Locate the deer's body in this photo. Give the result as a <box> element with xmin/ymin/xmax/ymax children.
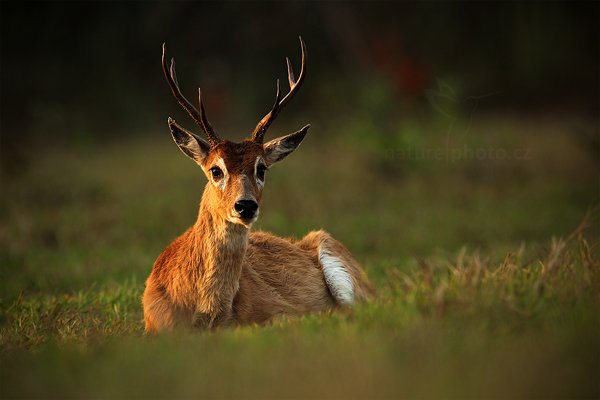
<box><xmin>143</xmin><ymin>38</ymin><xmax>372</xmax><ymax>333</ymax></box>
<box><xmin>143</xmin><ymin>216</ymin><xmax>370</xmax><ymax>332</ymax></box>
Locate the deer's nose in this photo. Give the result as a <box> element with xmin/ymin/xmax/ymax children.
<box><xmin>234</xmin><ymin>200</ymin><xmax>259</xmax><ymax>220</ymax></box>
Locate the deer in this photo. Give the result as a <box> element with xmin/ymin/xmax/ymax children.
<box><xmin>142</xmin><ymin>37</ymin><xmax>373</xmax><ymax>333</ymax></box>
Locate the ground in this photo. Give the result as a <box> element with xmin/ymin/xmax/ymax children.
<box><xmin>1</xmin><ymin>114</ymin><xmax>598</xmax><ymax>398</ymax></box>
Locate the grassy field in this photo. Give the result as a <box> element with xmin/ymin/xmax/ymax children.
<box><xmin>1</xmin><ymin>113</ymin><xmax>598</xmax><ymax>398</ymax></box>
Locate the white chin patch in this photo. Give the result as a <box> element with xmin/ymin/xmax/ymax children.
<box><xmin>319</xmin><ymin>248</ymin><xmax>354</xmax><ymax>305</ymax></box>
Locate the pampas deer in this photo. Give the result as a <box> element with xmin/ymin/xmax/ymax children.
<box><xmin>143</xmin><ymin>37</ymin><xmax>373</xmax><ymax>333</ymax></box>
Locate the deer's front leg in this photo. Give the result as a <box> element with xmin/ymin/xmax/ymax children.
<box><xmin>193</xmin><ymin>306</ymin><xmax>233</xmax><ymax>329</ymax></box>
<box><xmin>192</xmin><ymin>312</ymin><xmax>213</xmax><ymax>329</ymax></box>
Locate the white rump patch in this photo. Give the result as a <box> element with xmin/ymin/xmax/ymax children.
<box><xmin>319</xmin><ymin>248</ymin><xmax>354</xmax><ymax>305</ymax></box>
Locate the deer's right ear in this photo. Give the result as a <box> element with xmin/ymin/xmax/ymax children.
<box><xmin>168</xmin><ymin>118</ymin><xmax>210</xmax><ymax>165</ymax></box>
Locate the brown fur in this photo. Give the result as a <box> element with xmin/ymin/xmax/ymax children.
<box><xmin>145</xmin><ymin>40</ymin><xmax>373</xmax><ymax>332</ymax></box>
<box><xmin>142</xmin><ymin>140</ymin><xmax>373</xmax><ymax>333</ymax></box>
<box><xmin>142</xmin><ymin>180</ymin><xmax>374</xmax><ymax>332</ymax></box>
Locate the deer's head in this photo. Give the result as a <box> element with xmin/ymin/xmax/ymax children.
<box><xmin>162</xmin><ymin>38</ymin><xmax>309</xmax><ymax>227</ymax></box>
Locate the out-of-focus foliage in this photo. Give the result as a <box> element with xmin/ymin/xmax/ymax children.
<box><xmin>1</xmin><ymin>2</ymin><xmax>597</xmax><ymax>145</ymax></box>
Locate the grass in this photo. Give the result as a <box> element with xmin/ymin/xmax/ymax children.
<box><xmin>1</xmin><ymin>113</ymin><xmax>598</xmax><ymax>398</ymax></box>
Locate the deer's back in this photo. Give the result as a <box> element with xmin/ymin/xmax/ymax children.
<box><xmin>233</xmin><ymin>231</ymin><xmax>334</xmax><ymax>324</ymax></box>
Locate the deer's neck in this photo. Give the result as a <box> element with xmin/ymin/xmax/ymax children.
<box><xmin>191</xmin><ymin>188</ymin><xmax>249</xmax><ymax>319</ymax></box>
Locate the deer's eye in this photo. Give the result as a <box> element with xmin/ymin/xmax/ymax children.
<box><xmin>256</xmin><ymin>164</ymin><xmax>267</xmax><ymax>181</ymax></box>
<box><xmin>210</xmin><ymin>166</ymin><xmax>223</xmax><ymax>180</ymax></box>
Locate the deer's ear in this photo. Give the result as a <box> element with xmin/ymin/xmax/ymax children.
<box><xmin>263</xmin><ymin>125</ymin><xmax>310</xmax><ymax>165</ymax></box>
<box><xmin>168</xmin><ymin>118</ymin><xmax>210</xmax><ymax>165</ymax></box>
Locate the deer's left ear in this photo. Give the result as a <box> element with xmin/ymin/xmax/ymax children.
<box><xmin>168</xmin><ymin>117</ymin><xmax>210</xmax><ymax>165</ymax></box>
<box><xmin>264</xmin><ymin>125</ymin><xmax>310</xmax><ymax>165</ymax></box>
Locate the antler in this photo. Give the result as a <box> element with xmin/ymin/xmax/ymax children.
<box><xmin>162</xmin><ymin>43</ymin><xmax>222</xmax><ymax>147</ymax></box>
<box><xmin>252</xmin><ymin>36</ymin><xmax>307</xmax><ymax>143</ymax></box>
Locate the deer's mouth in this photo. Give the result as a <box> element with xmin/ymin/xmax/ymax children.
<box><xmin>230</xmin><ymin>212</ymin><xmax>259</xmax><ymax>227</ymax></box>
<box><xmin>230</xmin><ymin>204</ymin><xmax>260</xmax><ymax>226</ymax></box>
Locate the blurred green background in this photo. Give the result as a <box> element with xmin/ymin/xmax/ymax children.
<box><xmin>1</xmin><ymin>2</ymin><xmax>598</xmax><ymax>399</ymax></box>
<box><xmin>1</xmin><ymin>2</ymin><xmax>597</xmax><ymax>148</ymax></box>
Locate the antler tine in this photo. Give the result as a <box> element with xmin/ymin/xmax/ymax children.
<box><xmin>197</xmin><ymin>88</ymin><xmax>218</xmax><ymax>142</ymax></box>
<box><xmin>270</xmin><ymin>80</ymin><xmax>283</xmax><ymax>120</ymax></box>
<box><xmin>162</xmin><ymin>43</ymin><xmax>221</xmax><ymax>147</ymax></box>
<box><xmin>169</xmin><ymin>58</ymin><xmax>179</xmax><ymax>86</ymax></box>
<box><xmin>252</xmin><ymin>36</ymin><xmax>307</xmax><ymax>143</ymax></box>
<box><xmin>286</xmin><ymin>57</ymin><xmax>295</xmax><ymax>87</ymax></box>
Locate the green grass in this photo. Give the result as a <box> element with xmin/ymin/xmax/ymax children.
<box><xmin>1</xmin><ymin>114</ymin><xmax>598</xmax><ymax>398</ymax></box>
